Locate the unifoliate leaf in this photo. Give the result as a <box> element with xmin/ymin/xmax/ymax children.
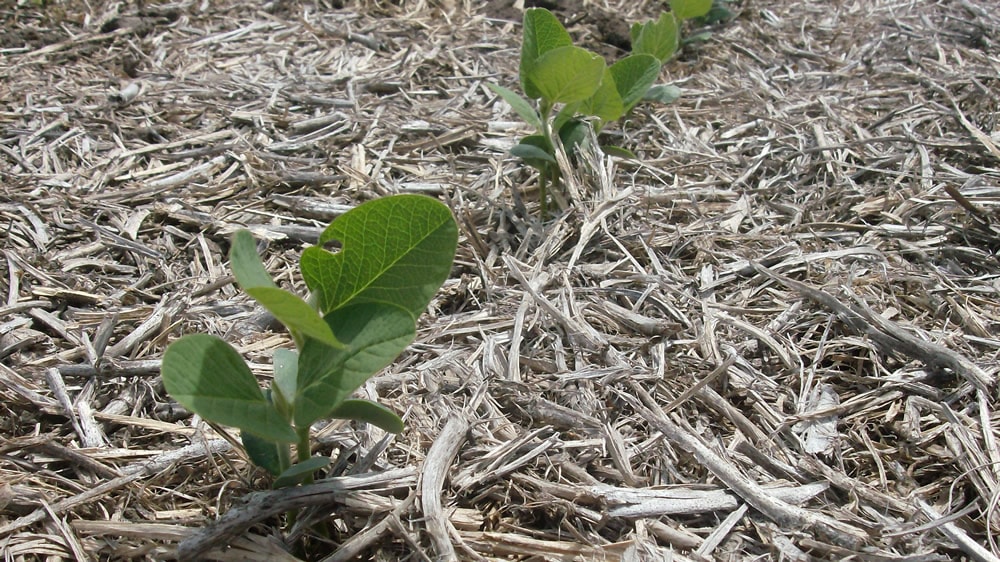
<box><xmin>579</xmin><ymin>70</ymin><xmax>625</xmax><ymax>125</ymax></box>
<box><xmin>558</xmin><ymin>118</ymin><xmax>590</xmax><ymax>156</ymax></box>
<box><xmin>511</xmin><ymin>135</ymin><xmax>556</xmax><ymax>172</ymax></box>
<box><xmin>273</xmin><ymin>456</ymin><xmax>331</xmax><ymax>488</ymax></box>
<box><xmin>527</xmin><ymin>46</ymin><xmax>605</xmax><ymax>105</ymax></box>
<box><xmin>486</xmin><ymin>83</ymin><xmax>542</xmax><ymax>130</ymax></box>
<box><xmin>300</xmin><ymin>194</ymin><xmax>457</xmax><ymax>318</ymax></box>
<box><xmin>520</xmin><ymin>8</ymin><xmax>574</xmax><ymax>99</ymax></box>
<box><xmin>631</xmin><ymin>13</ymin><xmax>679</xmax><ymax>63</ymax></box>
<box><xmin>602</xmin><ymin>145</ymin><xmax>639</xmax><ymax>159</ymax></box>
<box><xmin>230</xmin><ymin>230</ymin><xmax>278</xmax><ymax>290</ymax></box>
<box><xmin>293</xmin><ymin>302</ymin><xmax>415</xmax><ymax>428</ymax></box>
<box><xmin>162</xmin><ymin>334</ymin><xmax>297</xmax><ymax>443</ymax></box>
<box><xmin>240</xmin><ymin>388</ymin><xmax>285</xmax><ymax>476</ymax></box>
<box><xmin>643</xmin><ymin>84</ymin><xmax>682</xmax><ymax>104</ymax></box>
<box><xmin>244</xmin><ymin>288</ymin><xmax>343</xmax><ymax>348</ymax></box>
<box><xmin>230</xmin><ymin>230</ymin><xmax>342</xmax><ymax>349</ymax></box>
<box><xmin>670</xmin><ymin>0</ymin><xmax>713</xmax><ymax>21</ymax></box>
<box><xmin>512</xmin><ymin>140</ymin><xmax>556</xmax><ymax>163</ymax></box>
<box><xmin>697</xmin><ymin>0</ymin><xmax>734</xmax><ymax>25</ymax></box>
<box><xmin>683</xmin><ymin>31</ymin><xmax>713</xmax><ymax>45</ymax></box>
<box><xmin>241</xmin><ymin>430</ymin><xmax>283</xmax><ymax>476</ymax></box>
<box><xmin>330</xmin><ymin>399</ymin><xmax>404</xmax><ymax>434</ymax></box>
<box><xmin>609</xmin><ymin>54</ymin><xmax>662</xmax><ymax>113</ymax></box>
<box><xmin>272</xmin><ymin>348</ymin><xmax>298</xmax><ymax>412</ymax></box>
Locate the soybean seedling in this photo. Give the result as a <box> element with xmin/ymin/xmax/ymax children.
<box><xmin>161</xmin><ymin>194</ymin><xmax>457</xmax><ymax>489</ymax></box>
<box><xmin>488</xmin><ymin>0</ymin><xmax>712</xmax><ymax>217</ymax></box>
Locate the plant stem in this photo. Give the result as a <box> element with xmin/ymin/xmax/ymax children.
<box><xmin>538</xmin><ymin>170</ymin><xmax>548</xmax><ymax>219</ymax></box>
<box><xmin>277</xmin><ymin>443</ymin><xmax>291</xmax><ymax>475</ymax></box>
<box><xmin>538</xmin><ymin>101</ymin><xmax>553</xmax><ymax>218</ymax></box>
<box><xmin>296</xmin><ymin>426</ymin><xmax>312</xmax><ymax>461</ymax></box>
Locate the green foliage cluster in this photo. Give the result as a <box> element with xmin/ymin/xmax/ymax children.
<box><xmin>488</xmin><ymin>0</ymin><xmax>713</xmax><ymax>216</ymax></box>
<box><xmin>161</xmin><ymin>194</ymin><xmax>457</xmax><ymax>488</ymax></box>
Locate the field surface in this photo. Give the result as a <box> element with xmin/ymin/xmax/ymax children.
<box><xmin>2</xmin><ymin>0</ymin><xmax>1000</xmax><ymax>559</ymax></box>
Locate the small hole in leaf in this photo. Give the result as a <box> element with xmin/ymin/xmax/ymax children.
<box><xmin>321</xmin><ymin>239</ymin><xmax>343</xmax><ymax>253</ymax></box>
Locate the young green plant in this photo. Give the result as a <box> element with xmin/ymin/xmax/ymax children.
<box><xmin>161</xmin><ymin>194</ymin><xmax>457</xmax><ymax>488</ymax></box>
<box><xmin>487</xmin><ymin>0</ymin><xmax>712</xmax><ymax>216</ymax></box>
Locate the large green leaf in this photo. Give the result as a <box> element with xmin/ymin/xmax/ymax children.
<box><xmin>162</xmin><ymin>334</ymin><xmax>297</xmax><ymax>443</ymax></box>
<box><xmin>293</xmin><ymin>302</ymin><xmax>415</xmax><ymax>428</ymax></box>
<box><xmin>631</xmin><ymin>13</ymin><xmax>679</xmax><ymax>63</ymax></box>
<box><xmin>579</xmin><ymin>69</ymin><xmax>625</xmax><ymax>125</ymax></box>
<box><xmin>330</xmin><ymin>399</ymin><xmax>404</xmax><ymax>434</ymax></box>
<box><xmin>527</xmin><ymin>46</ymin><xmax>606</xmax><ymax>105</ymax></box>
<box><xmin>486</xmin><ymin>83</ymin><xmax>542</xmax><ymax>131</ymax></box>
<box><xmin>300</xmin><ymin>194</ymin><xmax>457</xmax><ymax>317</ymax></box>
<box><xmin>520</xmin><ymin>8</ymin><xmax>574</xmax><ymax>100</ymax></box>
<box><xmin>609</xmin><ymin>54</ymin><xmax>662</xmax><ymax>113</ymax></box>
<box><xmin>670</xmin><ymin>0</ymin><xmax>713</xmax><ymax>21</ymax></box>
<box><xmin>230</xmin><ymin>230</ymin><xmax>342</xmax><ymax>349</ymax></box>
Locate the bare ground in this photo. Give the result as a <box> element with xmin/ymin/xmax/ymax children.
<box><xmin>2</xmin><ymin>0</ymin><xmax>1000</xmax><ymax>560</ymax></box>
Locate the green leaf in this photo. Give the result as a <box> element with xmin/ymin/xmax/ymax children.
<box><xmin>579</xmin><ymin>70</ymin><xmax>625</xmax><ymax>125</ymax></box>
<box><xmin>520</xmin><ymin>8</ymin><xmax>574</xmax><ymax>99</ymax></box>
<box><xmin>241</xmin><ymin>430</ymin><xmax>283</xmax><ymax>476</ymax></box>
<box><xmin>558</xmin><ymin>119</ymin><xmax>590</xmax><ymax>156</ymax></box>
<box><xmin>240</xmin><ymin>388</ymin><xmax>286</xmax><ymax>476</ymax></box>
<box><xmin>511</xmin><ymin>139</ymin><xmax>556</xmax><ymax>163</ymax></box>
<box><xmin>527</xmin><ymin>46</ymin><xmax>606</xmax><ymax>105</ymax></box>
<box><xmin>162</xmin><ymin>334</ymin><xmax>297</xmax><ymax>443</ymax></box>
<box><xmin>631</xmin><ymin>13</ymin><xmax>679</xmax><ymax>63</ymax></box>
<box><xmin>643</xmin><ymin>84</ymin><xmax>682</xmax><ymax>104</ymax></box>
<box><xmin>609</xmin><ymin>54</ymin><xmax>662</xmax><ymax>113</ymax></box>
<box><xmin>511</xmin><ymin>135</ymin><xmax>556</xmax><ymax>172</ymax></box>
<box><xmin>552</xmin><ymin>102</ymin><xmax>581</xmax><ymax>134</ymax></box>
<box><xmin>698</xmin><ymin>1</ymin><xmax>734</xmax><ymax>25</ymax></box>
<box><xmin>230</xmin><ymin>230</ymin><xmax>342</xmax><ymax>349</ymax></box>
<box><xmin>330</xmin><ymin>399</ymin><xmax>404</xmax><ymax>434</ymax></box>
<box><xmin>273</xmin><ymin>456</ymin><xmax>331</xmax><ymax>488</ymax></box>
<box><xmin>245</xmin><ymin>288</ymin><xmax>343</xmax><ymax>348</ymax></box>
<box><xmin>294</xmin><ymin>302</ymin><xmax>416</xmax><ymax>428</ymax></box>
<box><xmin>670</xmin><ymin>0</ymin><xmax>713</xmax><ymax>21</ymax></box>
<box><xmin>229</xmin><ymin>230</ymin><xmax>279</xmax><ymax>290</ymax></box>
<box><xmin>683</xmin><ymin>31</ymin><xmax>714</xmax><ymax>45</ymax></box>
<box><xmin>300</xmin><ymin>194</ymin><xmax>457</xmax><ymax>318</ymax></box>
<box><xmin>486</xmin><ymin>83</ymin><xmax>542</xmax><ymax>131</ymax></box>
<box><xmin>602</xmin><ymin>145</ymin><xmax>639</xmax><ymax>159</ymax></box>
<box><xmin>272</xmin><ymin>348</ymin><xmax>298</xmax><ymax>412</ymax></box>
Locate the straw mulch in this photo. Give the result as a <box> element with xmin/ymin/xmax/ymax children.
<box><xmin>2</xmin><ymin>0</ymin><xmax>1000</xmax><ymax>559</ymax></box>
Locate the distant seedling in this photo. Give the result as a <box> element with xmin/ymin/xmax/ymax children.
<box><xmin>161</xmin><ymin>194</ymin><xmax>457</xmax><ymax>489</ymax></box>
<box><xmin>488</xmin><ymin>0</ymin><xmax>712</xmax><ymax>217</ymax></box>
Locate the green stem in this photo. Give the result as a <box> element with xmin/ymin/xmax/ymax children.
<box><xmin>277</xmin><ymin>443</ymin><xmax>291</xmax><ymax>475</ymax></box>
<box><xmin>296</xmin><ymin>426</ymin><xmax>314</xmax><ymax>484</ymax></box>
<box><xmin>279</xmin><ymin>427</ymin><xmax>313</xmax><ymax>529</ymax></box>
<box><xmin>281</xmin><ymin>437</ymin><xmax>299</xmax><ymax>528</ymax></box>
<box><xmin>296</xmin><ymin>427</ymin><xmax>311</xmax><ymax>462</ymax></box>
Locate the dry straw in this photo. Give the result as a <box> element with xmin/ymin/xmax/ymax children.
<box><xmin>2</xmin><ymin>0</ymin><xmax>999</xmax><ymax>559</ymax></box>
